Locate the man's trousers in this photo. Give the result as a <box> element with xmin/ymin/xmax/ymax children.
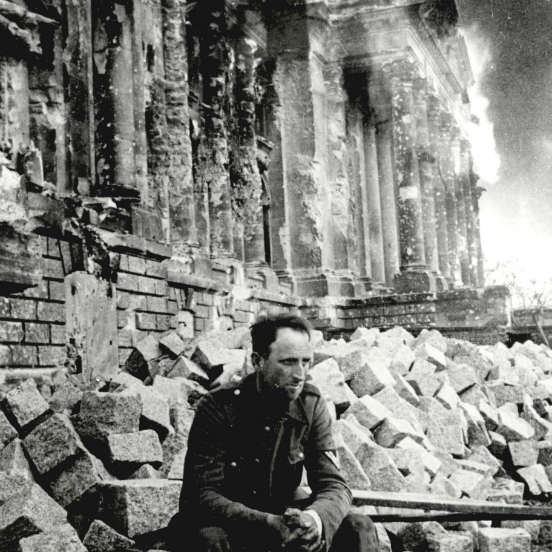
<box><xmin>169</xmin><ymin>513</ymin><xmax>380</xmax><ymax>552</ymax></box>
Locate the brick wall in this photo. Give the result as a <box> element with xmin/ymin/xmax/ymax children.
<box><xmin>0</xmin><ymin>234</ymin><xmax>511</xmax><ymax>382</ymax></box>
<box><xmin>0</xmin><ymin>236</ymin><xmax>66</xmax><ymax>384</ymax></box>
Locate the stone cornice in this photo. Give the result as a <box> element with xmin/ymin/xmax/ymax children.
<box><xmin>333</xmin><ymin>3</ymin><xmax>466</xmax><ymax>104</ymax></box>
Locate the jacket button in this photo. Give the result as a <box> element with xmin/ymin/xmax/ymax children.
<box><xmin>234</xmin><ymin>389</ymin><xmax>241</xmax><ymax>396</ymax></box>
<box><xmin>252</xmin><ymin>489</ymin><xmax>257</xmax><ymax>495</ymax></box>
<box><xmin>230</xmin><ymin>461</ymin><xmax>237</xmax><ymax>467</ymax></box>
<box><xmin>254</xmin><ymin>458</ymin><xmax>260</xmax><ymax>463</ymax></box>
<box><xmin>298</xmin><ymin>452</ymin><xmax>304</xmax><ymax>459</ymax></box>
<box><xmin>264</xmin><ymin>425</ymin><xmax>270</xmax><ymax>432</ymax></box>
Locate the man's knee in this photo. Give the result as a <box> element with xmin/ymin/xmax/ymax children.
<box><xmin>342</xmin><ymin>512</ymin><xmax>377</xmax><ymax>535</ymax></box>
<box><xmin>197</xmin><ymin>526</ymin><xmax>232</xmax><ymax>552</ymax></box>
<box><xmin>331</xmin><ymin>513</ymin><xmax>379</xmax><ymax>552</ymax></box>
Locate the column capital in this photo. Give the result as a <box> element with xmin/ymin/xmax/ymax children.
<box><xmin>381</xmin><ymin>57</ymin><xmax>421</xmax><ymax>84</ymax></box>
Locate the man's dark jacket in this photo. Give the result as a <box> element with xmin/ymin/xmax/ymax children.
<box><xmin>175</xmin><ymin>372</ymin><xmax>352</xmax><ymax>549</ymax></box>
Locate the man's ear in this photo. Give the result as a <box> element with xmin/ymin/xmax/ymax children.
<box><xmin>251</xmin><ymin>351</ymin><xmax>264</xmax><ymax>370</ymax></box>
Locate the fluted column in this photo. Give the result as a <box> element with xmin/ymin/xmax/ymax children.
<box><xmin>472</xmin><ymin>176</ymin><xmax>485</xmax><ymax>286</ymax></box>
<box><xmin>439</xmin><ymin>112</ymin><xmax>461</xmax><ymax>285</ymax></box>
<box><xmin>94</xmin><ymin>1</ymin><xmax>136</xmax><ymax>194</ymax></box>
<box><xmin>363</xmin><ymin>116</ymin><xmax>386</xmax><ymax>283</ymax></box>
<box><xmin>162</xmin><ymin>0</ymin><xmax>197</xmax><ymax>248</ymax></box>
<box><xmin>383</xmin><ymin>59</ymin><xmax>436</xmax><ymax>293</ymax></box>
<box><xmin>412</xmin><ymin>78</ymin><xmax>439</xmax><ymax>274</ymax></box>
<box><xmin>386</xmin><ymin>60</ymin><xmax>426</xmax><ymax>269</ymax></box>
<box><xmin>231</xmin><ymin>35</ymin><xmax>264</xmax><ymax>265</ymax></box>
<box><xmin>456</xmin><ymin>135</ymin><xmax>471</xmax><ymax>286</ymax></box>
<box><xmin>370</xmin><ymin>72</ymin><xmax>400</xmax><ymax>285</ymax></box>
<box><xmin>197</xmin><ymin>1</ymin><xmax>233</xmax><ymax>257</ymax></box>
<box><xmin>462</xmin><ymin>142</ymin><xmax>478</xmax><ymax>286</ymax></box>
<box><xmin>428</xmin><ymin>94</ymin><xmax>450</xmax><ymax>281</ymax></box>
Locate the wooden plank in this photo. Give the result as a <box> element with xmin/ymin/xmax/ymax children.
<box><xmin>352</xmin><ymin>490</ymin><xmax>552</xmax><ymax>520</ymax></box>
<box><xmin>371</xmin><ymin>512</ymin><xmax>552</xmax><ymax>522</ymax></box>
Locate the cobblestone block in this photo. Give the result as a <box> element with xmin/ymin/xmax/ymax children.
<box><xmin>98</xmin><ymin>479</ymin><xmax>182</xmax><ymax>537</ymax></box>
<box><xmin>83</xmin><ymin>519</ymin><xmax>137</xmax><ymax>552</ymax></box>
<box><xmin>0</xmin><ymin>410</ymin><xmax>17</xmax><ymax>447</ymax></box>
<box><xmin>23</xmin><ymin>413</ymin><xmax>84</xmax><ymax>474</ymax></box>
<box><xmin>77</xmin><ymin>391</ymin><xmax>141</xmax><ymax>445</ymax></box>
<box><xmin>478</xmin><ymin>527</ymin><xmax>530</xmax><ymax>552</ymax></box>
<box><xmin>3</xmin><ymin>378</ymin><xmax>50</xmax><ymax>431</ymax></box>
<box><xmin>0</xmin><ymin>480</ymin><xmax>67</xmax><ymax>549</ymax></box>
<box><xmin>107</xmin><ymin>430</ymin><xmax>163</xmax><ymax>468</ymax></box>
<box><xmin>0</xmin><ymin>438</ymin><xmax>32</xmax><ymax>478</ymax></box>
<box><xmin>49</xmin><ymin>450</ymin><xmax>110</xmax><ymax>508</ymax></box>
<box><xmin>19</xmin><ymin>523</ymin><xmax>86</xmax><ymax>552</ymax></box>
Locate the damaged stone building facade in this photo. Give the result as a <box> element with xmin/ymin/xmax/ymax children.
<box><xmin>0</xmin><ymin>0</ymin><xmax>509</xmax><ymax>382</ymax></box>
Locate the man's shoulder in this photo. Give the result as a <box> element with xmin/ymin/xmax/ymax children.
<box><xmin>302</xmin><ymin>381</ymin><xmax>322</xmax><ymax>398</ymax></box>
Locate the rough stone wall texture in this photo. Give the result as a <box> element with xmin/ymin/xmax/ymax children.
<box><xmin>0</xmin><ymin>0</ymin><xmax>509</xmax><ymax>381</ymax></box>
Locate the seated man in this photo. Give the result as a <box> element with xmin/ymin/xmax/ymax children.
<box><xmin>168</xmin><ymin>314</ymin><xmax>379</xmax><ymax>552</ymax></box>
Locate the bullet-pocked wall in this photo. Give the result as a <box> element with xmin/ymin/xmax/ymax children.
<box><xmin>0</xmin><ymin>0</ymin><xmax>507</xmax><ymax>383</ymax></box>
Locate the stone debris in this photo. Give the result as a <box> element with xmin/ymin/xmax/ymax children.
<box><xmin>22</xmin><ymin>413</ymin><xmax>85</xmax><ymax>474</ymax></box>
<box><xmin>107</xmin><ymin>430</ymin><xmax>163</xmax><ymax>469</ymax></box>
<box><xmin>2</xmin><ymin>379</ymin><xmax>50</xmax><ymax>431</ymax></box>
<box><xmin>0</xmin><ymin>438</ymin><xmax>32</xmax><ymax>477</ymax></box>
<box><xmin>0</xmin><ymin>480</ymin><xmax>67</xmax><ymax>549</ymax></box>
<box><xmin>98</xmin><ymin>479</ymin><xmax>182</xmax><ymax>538</ymax></box>
<box><xmin>83</xmin><ymin>519</ymin><xmax>137</xmax><ymax>552</ymax></box>
<box><xmin>478</xmin><ymin>527</ymin><xmax>531</xmax><ymax>552</ymax></box>
<box><xmin>48</xmin><ymin>449</ymin><xmax>110</xmax><ymax>508</ymax></box>
<box><xmin>18</xmin><ymin>523</ymin><xmax>86</xmax><ymax>552</ymax></box>
<box><xmin>1</xmin><ymin>325</ymin><xmax>552</xmax><ymax>550</ymax></box>
<box><xmin>0</xmin><ymin>410</ymin><xmax>18</xmax><ymax>447</ymax></box>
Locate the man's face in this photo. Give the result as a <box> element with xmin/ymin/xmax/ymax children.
<box><xmin>256</xmin><ymin>327</ymin><xmax>313</xmax><ymax>401</ymax></box>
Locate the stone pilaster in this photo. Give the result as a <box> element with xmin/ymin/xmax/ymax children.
<box><xmin>427</xmin><ymin>94</ymin><xmax>450</xmax><ymax>282</ymax></box>
<box><xmin>266</xmin><ymin>2</ymin><xmax>350</xmax><ymax>296</ymax></box>
<box><xmin>385</xmin><ymin>59</ymin><xmax>435</xmax><ymax>293</ymax></box>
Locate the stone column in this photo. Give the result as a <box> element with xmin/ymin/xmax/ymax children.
<box><xmin>231</xmin><ymin>35</ymin><xmax>264</xmax><ymax>265</ymax></box>
<box><xmin>385</xmin><ymin>59</ymin><xmax>435</xmax><ymax>293</ymax></box>
<box><xmin>462</xmin><ymin>143</ymin><xmax>478</xmax><ymax>286</ymax></box>
<box><xmin>472</xmin><ymin>176</ymin><xmax>485</xmax><ymax>286</ymax></box>
<box><xmin>363</xmin><ymin>117</ymin><xmax>386</xmax><ymax>283</ymax></box>
<box><xmin>370</xmin><ymin>72</ymin><xmax>400</xmax><ymax>286</ymax></box>
<box><xmin>439</xmin><ymin>112</ymin><xmax>461</xmax><ymax>286</ymax></box>
<box><xmin>197</xmin><ymin>0</ymin><xmax>233</xmax><ymax>257</ymax></box>
<box><xmin>94</xmin><ymin>1</ymin><xmax>136</xmax><ymax>195</ymax></box>
<box><xmin>456</xmin><ymin>135</ymin><xmax>471</xmax><ymax>286</ymax></box>
<box><xmin>412</xmin><ymin>78</ymin><xmax>439</xmax><ymax>275</ymax></box>
<box><xmin>427</xmin><ymin>94</ymin><xmax>450</xmax><ymax>282</ymax></box>
<box><xmin>162</xmin><ymin>0</ymin><xmax>197</xmax><ymax>249</ymax></box>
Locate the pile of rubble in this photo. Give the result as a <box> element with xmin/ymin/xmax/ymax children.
<box><xmin>311</xmin><ymin>326</ymin><xmax>552</xmax><ymax>551</ymax></box>
<box><xmin>1</xmin><ymin>324</ymin><xmax>552</xmax><ymax>551</ymax></box>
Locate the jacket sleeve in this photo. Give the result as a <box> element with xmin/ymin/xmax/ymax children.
<box><xmin>182</xmin><ymin>393</ymin><xmax>271</xmax><ymax>531</ymax></box>
<box><xmin>304</xmin><ymin>396</ymin><xmax>352</xmax><ymax>549</ymax></box>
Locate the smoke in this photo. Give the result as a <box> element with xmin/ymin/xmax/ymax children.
<box><xmin>462</xmin><ymin>24</ymin><xmax>500</xmax><ymax>185</ymax></box>
<box><xmin>457</xmin><ymin>1</ymin><xmax>552</xmax><ymax>289</ymax></box>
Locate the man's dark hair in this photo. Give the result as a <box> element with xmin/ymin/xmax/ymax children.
<box><xmin>251</xmin><ymin>313</ymin><xmax>312</xmax><ymax>358</ymax></box>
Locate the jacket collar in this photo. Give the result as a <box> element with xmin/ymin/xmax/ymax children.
<box><xmin>239</xmin><ymin>373</ymin><xmax>308</xmax><ymax>426</ymax></box>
